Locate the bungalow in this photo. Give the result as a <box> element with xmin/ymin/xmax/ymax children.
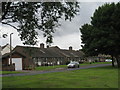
<box><xmin>60</xmin><ymin>46</ymin><xmax>85</xmax><ymax>64</ymax></box>
<box><xmin>2</xmin><ymin>50</ymin><xmax>35</xmax><ymax>71</ymax></box>
<box><xmin>2</xmin><ymin>43</ymin><xmax>84</xmax><ymax>71</ymax></box>
<box><xmin>1</xmin><ymin>44</ymin><xmax>14</xmax><ymax>71</ymax></box>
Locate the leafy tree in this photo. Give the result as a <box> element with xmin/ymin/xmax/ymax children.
<box><xmin>80</xmin><ymin>2</ymin><xmax>120</xmax><ymax>67</ymax></box>
<box><xmin>2</xmin><ymin>2</ymin><xmax>80</xmax><ymax>45</ymax></box>
<box><xmin>80</xmin><ymin>24</ymin><xmax>98</xmax><ymax>56</ymax></box>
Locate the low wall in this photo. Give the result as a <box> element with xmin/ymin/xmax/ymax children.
<box><xmin>2</xmin><ymin>64</ymin><xmax>15</xmax><ymax>71</ymax></box>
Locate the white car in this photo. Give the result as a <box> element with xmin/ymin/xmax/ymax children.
<box><xmin>67</xmin><ymin>62</ymin><xmax>80</xmax><ymax>68</ymax></box>
<box><xmin>105</xmin><ymin>59</ymin><xmax>112</xmax><ymax>62</ymax></box>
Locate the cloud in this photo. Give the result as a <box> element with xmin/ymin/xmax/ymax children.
<box><xmin>1</xmin><ymin>2</ymin><xmax>118</xmax><ymax>50</ymax></box>
<box><xmin>53</xmin><ymin>2</ymin><xmax>104</xmax><ymax>37</ymax></box>
<box><xmin>1</xmin><ymin>25</ymin><xmax>23</xmax><ymax>47</ymax></box>
<box><xmin>52</xmin><ymin>32</ymin><xmax>82</xmax><ymax>50</ymax></box>
<box><xmin>50</xmin><ymin>2</ymin><xmax>105</xmax><ymax>50</ymax></box>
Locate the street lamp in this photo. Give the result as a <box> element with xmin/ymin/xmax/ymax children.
<box><xmin>10</xmin><ymin>33</ymin><xmax>13</xmax><ymax>65</ymax></box>
<box><xmin>3</xmin><ymin>33</ymin><xmax>13</xmax><ymax>65</ymax></box>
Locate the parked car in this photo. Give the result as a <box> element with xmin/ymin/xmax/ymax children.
<box><xmin>105</xmin><ymin>59</ymin><xmax>112</xmax><ymax>62</ymax></box>
<box><xmin>67</xmin><ymin>61</ymin><xmax>80</xmax><ymax>68</ymax></box>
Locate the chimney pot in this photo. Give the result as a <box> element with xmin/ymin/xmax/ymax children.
<box><xmin>40</xmin><ymin>43</ymin><xmax>44</xmax><ymax>48</ymax></box>
<box><xmin>69</xmin><ymin>46</ymin><xmax>72</xmax><ymax>50</ymax></box>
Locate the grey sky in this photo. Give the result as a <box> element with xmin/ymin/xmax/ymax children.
<box><xmin>0</xmin><ymin>2</ymin><xmax>119</xmax><ymax>50</ymax></box>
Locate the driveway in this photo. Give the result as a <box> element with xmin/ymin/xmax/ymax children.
<box><xmin>1</xmin><ymin>63</ymin><xmax>111</xmax><ymax>77</ymax></box>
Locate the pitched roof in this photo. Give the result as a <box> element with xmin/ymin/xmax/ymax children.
<box><xmin>2</xmin><ymin>50</ymin><xmax>26</xmax><ymax>59</ymax></box>
<box><xmin>5</xmin><ymin>45</ymin><xmax>84</xmax><ymax>59</ymax></box>
<box><xmin>60</xmin><ymin>49</ymin><xmax>84</xmax><ymax>58</ymax></box>
<box><xmin>13</xmin><ymin>46</ymin><xmax>65</xmax><ymax>58</ymax></box>
<box><xmin>2</xmin><ymin>44</ymin><xmax>9</xmax><ymax>49</ymax></box>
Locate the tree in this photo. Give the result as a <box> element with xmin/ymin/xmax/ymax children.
<box><xmin>80</xmin><ymin>2</ymin><xmax>120</xmax><ymax>67</ymax></box>
<box><xmin>2</xmin><ymin>2</ymin><xmax>80</xmax><ymax>45</ymax></box>
<box><xmin>80</xmin><ymin>24</ymin><xmax>98</xmax><ymax>56</ymax></box>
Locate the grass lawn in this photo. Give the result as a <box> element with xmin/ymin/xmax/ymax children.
<box><xmin>2</xmin><ymin>66</ymin><xmax>118</xmax><ymax>88</ymax></box>
<box><xmin>81</xmin><ymin>61</ymin><xmax>111</xmax><ymax>65</ymax></box>
<box><xmin>35</xmin><ymin>62</ymin><xmax>112</xmax><ymax>71</ymax></box>
<box><xmin>35</xmin><ymin>65</ymin><xmax>67</xmax><ymax>71</ymax></box>
<box><xmin>0</xmin><ymin>62</ymin><xmax>112</xmax><ymax>75</ymax></box>
<box><xmin>0</xmin><ymin>71</ymin><xmax>26</xmax><ymax>75</ymax></box>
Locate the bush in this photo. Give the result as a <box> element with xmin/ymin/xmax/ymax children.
<box><xmin>66</xmin><ymin>61</ymin><xmax>70</xmax><ymax>65</ymax></box>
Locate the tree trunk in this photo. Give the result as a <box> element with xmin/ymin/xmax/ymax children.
<box><xmin>115</xmin><ymin>56</ymin><xmax>120</xmax><ymax>68</ymax></box>
<box><xmin>111</xmin><ymin>55</ymin><xmax>115</xmax><ymax>67</ymax></box>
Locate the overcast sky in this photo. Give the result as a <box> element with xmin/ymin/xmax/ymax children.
<box><xmin>0</xmin><ymin>2</ymin><xmax>119</xmax><ymax>50</ymax></box>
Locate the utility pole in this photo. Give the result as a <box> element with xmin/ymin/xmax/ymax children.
<box><xmin>10</xmin><ymin>33</ymin><xmax>13</xmax><ymax>65</ymax></box>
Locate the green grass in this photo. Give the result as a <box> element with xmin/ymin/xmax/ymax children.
<box><xmin>80</xmin><ymin>61</ymin><xmax>112</xmax><ymax>65</ymax></box>
<box><xmin>35</xmin><ymin>62</ymin><xmax>112</xmax><ymax>71</ymax></box>
<box><xmin>2</xmin><ymin>66</ymin><xmax>118</xmax><ymax>88</ymax></box>
<box><xmin>82</xmin><ymin>61</ymin><xmax>112</xmax><ymax>65</ymax></box>
<box><xmin>35</xmin><ymin>65</ymin><xmax>67</xmax><ymax>71</ymax></box>
<box><xmin>0</xmin><ymin>71</ymin><xmax>25</xmax><ymax>75</ymax></box>
<box><xmin>0</xmin><ymin>62</ymin><xmax>111</xmax><ymax>75</ymax></box>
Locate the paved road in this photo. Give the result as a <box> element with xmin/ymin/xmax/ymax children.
<box><xmin>1</xmin><ymin>64</ymin><xmax>111</xmax><ymax>77</ymax></box>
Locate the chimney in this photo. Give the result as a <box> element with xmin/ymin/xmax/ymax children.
<box><xmin>40</xmin><ymin>43</ymin><xmax>44</xmax><ymax>48</ymax></box>
<box><xmin>69</xmin><ymin>46</ymin><xmax>72</xmax><ymax>51</ymax></box>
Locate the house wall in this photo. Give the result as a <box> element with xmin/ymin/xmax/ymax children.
<box><xmin>23</xmin><ymin>57</ymin><xmax>35</xmax><ymax>70</ymax></box>
<box><xmin>32</xmin><ymin>56</ymin><xmax>83</xmax><ymax>67</ymax></box>
<box><xmin>1</xmin><ymin>45</ymin><xmax>13</xmax><ymax>55</ymax></box>
<box><xmin>2</xmin><ymin>64</ymin><xmax>15</xmax><ymax>71</ymax></box>
<box><xmin>2</xmin><ymin>53</ymin><xmax>23</xmax><ymax>70</ymax></box>
<box><xmin>33</xmin><ymin>57</ymin><xmax>66</xmax><ymax>66</ymax></box>
<box><xmin>65</xmin><ymin>57</ymin><xmax>84</xmax><ymax>64</ymax></box>
<box><xmin>2</xmin><ymin>58</ymin><xmax>9</xmax><ymax>66</ymax></box>
<box><xmin>2</xmin><ymin>54</ymin><xmax>35</xmax><ymax>70</ymax></box>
